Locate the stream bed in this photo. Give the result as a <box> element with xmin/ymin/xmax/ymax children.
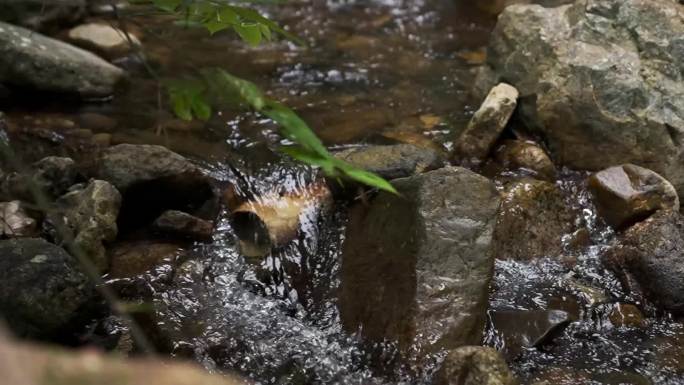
<box><xmin>1</xmin><ymin>0</ymin><xmax>684</xmax><ymax>384</ymax></box>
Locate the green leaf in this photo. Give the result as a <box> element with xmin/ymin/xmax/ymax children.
<box><xmin>191</xmin><ymin>96</ymin><xmax>212</xmax><ymax>121</ymax></box>
<box><xmin>217</xmin><ymin>7</ymin><xmax>239</xmax><ymax>24</ymax></box>
<box><xmin>233</xmin><ymin>22</ymin><xmax>262</xmax><ymax>46</ymax></box>
<box><xmin>231</xmin><ymin>6</ymin><xmax>304</xmax><ymax>45</ymax></box>
<box><xmin>203</xmin><ymin>6</ymin><xmax>240</xmax><ymax>35</ymax></box>
<box><xmin>166</xmin><ymin>69</ymin><xmax>397</xmax><ymax>194</ymax></box>
<box><xmin>202</xmin><ymin>68</ymin><xmax>266</xmax><ymax>110</ymax></box>
<box><xmin>280</xmin><ymin>146</ymin><xmax>336</xmax><ymax>175</ymax></box>
<box><xmin>205</xmin><ymin>19</ymin><xmax>231</xmax><ymax>35</ymax></box>
<box><xmin>152</xmin><ymin>0</ymin><xmax>182</xmax><ymax>12</ymax></box>
<box><xmin>262</xmin><ymin>101</ymin><xmax>328</xmax><ymax>156</ymax></box>
<box><xmin>259</xmin><ymin>24</ymin><xmax>272</xmax><ymax>41</ymax></box>
<box><xmin>336</xmin><ymin>161</ymin><xmax>398</xmax><ymax>194</ymax></box>
<box><xmin>165</xmin><ymin>79</ymin><xmax>210</xmax><ymax>121</ymax></box>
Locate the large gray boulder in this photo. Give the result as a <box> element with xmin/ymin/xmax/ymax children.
<box><xmin>340</xmin><ymin>167</ymin><xmax>500</xmax><ymax>361</ymax></box>
<box><xmin>0</xmin><ymin>238</ymin><xmax>95</xmax><ymax>337</ymax></box>
<box><xmin>485</xmin><ymin>0</ymin><xmax>684</xmax><ymax>195</ymax></box>
<box><xmin>0</xmin><ymin>0</ymin><xmax>86</xmax><ymax>31</ymax></box>
<box><xmin>0</xmin><ymin>21</ymin><xmax>123</xmax><ymax>98</ymax></box>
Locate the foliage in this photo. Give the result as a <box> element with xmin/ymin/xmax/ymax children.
<box><xmin>168</xmin><ymin>69</ymin><xmax>397</xmax><ymax>194</ymax></box>
<box><xmin>135</xmin><ymin>0</ymin><xmax>397</xmax><ymax>193</ymax></box>
<box><xmin>131</xmin><ymin>0</ymin><xmax>303</xmax><ymax>45</ymax></box>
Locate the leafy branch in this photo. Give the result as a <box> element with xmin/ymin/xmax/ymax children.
<box><xmin>167</xmin><ymin>69</ymin><xmax>397</xmax><ymax>194</ymax></box>
<box><xmin>131</xmin><ymin>0</ymin><xmax>304</xmax><ymax>45</ymax></box>
<box><xmin>132</xmin><ymin>0</ymin><xmax>397</xmax><ymax>193</ymax></box>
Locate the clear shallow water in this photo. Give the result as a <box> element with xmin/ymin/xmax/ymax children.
<box><xmin>3</xmin><ymin>0</ymin><xmax>684</xmax><ymax>383</ymax></box>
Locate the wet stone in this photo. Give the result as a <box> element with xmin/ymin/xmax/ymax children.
<box><xmin>153</xmin><ymin>210</ymin><xmax>213</xmax><ymax>241</ymax></box>
<box><xmin>333</xmin><ymin>143</ymin><xmax>445</xmax><ymax>180</ymax></box>
<box><xmin>608</xmin><ymin>303</ymin><xmax>645</xmax><ymax>328</ymax></box>
<box><xmin>434</xmin><ymin>346</ymin><xmax>518</xmax><ymax>385</ymax></box>
<box><xmin>0</xmin><ymin>21</ymin><xmax>124</xmax><ymax>97</ymax></box>
<box><xmin>489</xmin><ymin>309</ymin><xmax>573</xmax><ymax>359</ymax></box>
<box><xmin>55</xmin><ymin>180</ymin><xmax>121</xmax><ymax>273</ymax></box>
<box><xmin>494</xmin><ymin>179</ymin><xmax>574</xmax><ymax>261</ymax></box>
<box><xmin>454</xmin><ymin>83</ymin><xmax>519</xmax><ymax>163</ymax></box>
<box><xmin>588</xmin><ymin>164</ymin><xmax>679</xmax><ymax>229</ymax></box>
<box><xmin>95</xmin><ymin>144</ymin><xmax>215</xmax><ymax>231</ymax></box>
<box><xmin>493</xmin><ymin>139</ymin><xmax>556</xmax><ymax>181</ymax></box>
<box><xmin>1</xmin><ymin>156</ymin><xmax>79</xmax><ymax>202</ymax></box>
<box><xmin>375</xmin><ymin>130</ymin><xmax>447</xmax><ymax>155</ymax></box>
<box><xmin>603</xmin><ymin>210</ymin><xmax>684</xmax><ymax>315</ymax></box>
<box><xmin>68</xmin><ymin>23</ymin><xmax>140</xmax><ymax>59</ymax></box>
<box><xmin>0</xmin><ymin>238</ymin><xmax>95</xmax><ymax>337</ymax></box>
<box><xmin>340</xmin><ymin>166</ymin><xmax>500</xmax><ymax>362</ymax></box>
<box><xmin>108</xmin><ymin>241</ymin><xmax>183</xmax><ymax>279</ymax></box>
<box><xmin>0</xmin><ymin>201</ymin><xmax>38</xmax><ymax>238</ymax></box>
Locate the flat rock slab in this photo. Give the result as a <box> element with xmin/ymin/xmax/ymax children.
<box><xmin>490</xmin><ymin>309</ymin><xmax>572</xmax><ymax>359</ymax></box>
<box><xmin>340</xmin><ymin>167</ymin><xmax>500</xmax><ymax>362</ymax></box>
<box><xmin>334</xmin><ymin>143</ymin><xmax>445</xmax><ymax>180</ymax></box>
<box><xmin>0</xmin><ymin>21</ymin><xmax>123</xmax><ymax>97</ymax></box>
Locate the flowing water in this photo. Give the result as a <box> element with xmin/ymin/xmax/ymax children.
<box><xmin>3</xmin><ymin>0</ymin><xmax>684</xmax><ymax>384</ymax></box>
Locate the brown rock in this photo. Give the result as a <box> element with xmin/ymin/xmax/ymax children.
<box><xmin>57</xmin><ymin>180</ymin><xmax>121</xmax><ymax>272</ymax></box>
<box><xmin>454</xmin><ymin>83</ymin><xmax>518</xmax><ymax>163</ymax></box>
<box><xmin>0</xmin><ymin>329</ymin><xmax>248</xmax><ymax>385</ymax></box>
<box><xmin>0</xmin><ymin>201</ymin><xmax>37</xmax><ymax>237</ymax></box>
<box><xmin>109</xmin><ymin>241</ymin><xmax>184</xmax><ymax>278</ymax></box>
<box><xmin>494</xmin><ymin>179</ymin><xmax>574</xmax><ymax>260</ymax></box>
<box><xmin>434</xmin><ymin>346</ymin><xmax>518</xmax><ymax>385</ymax></box>
<box><xmin>603</xmin><ymin>210</ymin><xmax>684</xmax><ymax>315</ymax></box>
<box><xmin>588</xmin><ymin>164</ymin><xmax>679</xmax><ymax>229</ymax></box>
<box><xmin>153</xmin><ymin>210</ymin><xmax>213</xmax><ymax>241</ymax></box>
<box><xmin>494</xmin><ymin>139</ymin><xmax>556</xmax><ymax>180</ymax></box>
<box><xmin>489</xmin><ymin>309</ymin><xmax>572</xmax><ymax>359</ymax></box>
<box><xmin>68</xmin><ymin>23</ymin><xmax>140</xmax><ymax>59</ymax></box>
<box><xmin>333</xmin><ymin>144</ymin><xmax>445</xmax><ymax>180</ymax></box>
<box><xmin>608</xmin><ymin>303</ymin><xmax>645</xmax><ymax>328</ymax></box>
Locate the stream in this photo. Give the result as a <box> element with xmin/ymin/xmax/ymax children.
<box><xmin>1</xmin><ymin>0</ymin><xmax>684</xmax><ymax>384</ymax></box>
